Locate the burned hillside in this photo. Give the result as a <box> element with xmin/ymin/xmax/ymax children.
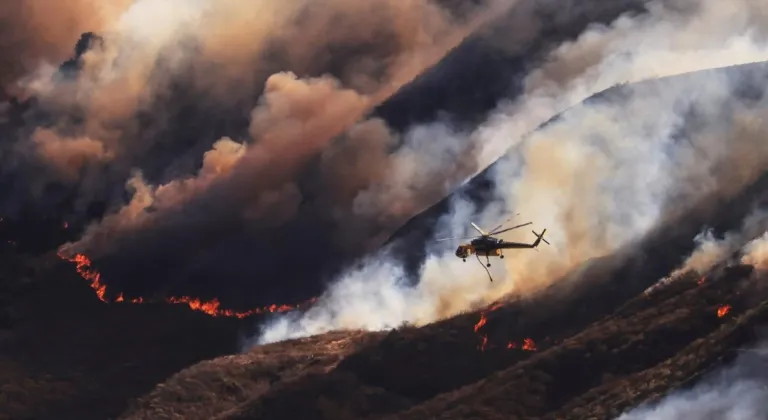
<box><xmin>4</xmin><ymin>0</ymin><xmax>768</xmax><ymax>419</ymax></box>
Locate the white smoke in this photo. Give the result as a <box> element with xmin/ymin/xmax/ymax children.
<box><xmin>253</xmin><ymin>0</ymin><xmax>768</xmax><ymax>346</ymax></box>
<box><xmin>644</xmin><ymin>209</ymin><xmax>768</xmax><ymax>295</ymax></box>
<box><xmin>617</xmin><ymin>339</ymin><xmax>768</xmax><ymax>420</ymax></box>
<box><xmin>740</xmin><ymin>231</ymin><xmax>768</xmax><ymax>271</ymax></box>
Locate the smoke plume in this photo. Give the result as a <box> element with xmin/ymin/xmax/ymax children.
<box><xmin>0</xmin><ymin>0</ymin><xmax>132</xmax><ymax>95</ymax></box>
<box><xmin>0</xmin><ymin>0</ymin><xmax>513</xmax><ymax>304</ymax></box>
<box><xmin>255</xmin><ymin>0</ymin><xmax>768</xmax><ymax>344</ymax></box>
<box><xmin>617</xmin><ymin>338</ymin><xmax>768</xmax><ymax>420</ymax></box>
<box><xmin>657</xmin><ymin>209</ymin><xmax>768</xmax><ymax>284</ymax></box>
<box><xmin>740</xmin><ymin>232</ymin><xmax>768</xmax><ymax>271</ymax></box>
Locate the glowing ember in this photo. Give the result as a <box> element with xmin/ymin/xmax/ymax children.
<box><xmin>506</xmin><ymin>338</ymin><xmax>537</xmax><ymax>351</ymax></box>
<box><xmin>522</xmin><ymin>338</ymin><xmax>537</xmax><ymax>351</ymax></box>
<box><xmin>479</xmin><ymin>335</ymin><xmax>488</xmax><ymax>351</ymax></box>
<box><xmin>697</xmin><ymin>277</ymin><xmax>706</xmax><ymax>286</ymax></box>
<box><xmin>59</xmin><ymin>252</ymin><xmax>311</xmax><ymax>318</ymax></box>
<box><xmin>717</xmin><ymin>304</ymin><xmax>732</xmax><ymax>318</ymax></box>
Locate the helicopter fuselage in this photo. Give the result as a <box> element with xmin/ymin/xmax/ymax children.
<box><xmin>455</xmin><ymin>237</ymin><xmax>504</xmax><ymax>259</ymax></box>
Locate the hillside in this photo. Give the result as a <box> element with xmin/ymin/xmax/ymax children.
<box><xmin>4</xmin><ymin>60</ymin><xmax>768</xmax><ymax>419</ymax></box>
<box><xmin>120</xmin><ymin>60</ymin><xmax>768</xmax><ymax>418</ymax></box>
<box><xmin>116</xmin><ymin>254</ymin><xmax>768</xmax><ymax>419</ymax></box>
<box><xmin>4</xmin><ymin>1</ymin><xmax>768</xmax><ymax>418</ymax></box>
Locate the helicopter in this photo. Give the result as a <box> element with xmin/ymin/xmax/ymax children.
<box><xmin>437</xmin><ymin>215</ymin><xmax>549</xmax><ymax>280</ymax></box>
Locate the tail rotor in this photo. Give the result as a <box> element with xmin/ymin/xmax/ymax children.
<box><xmin>531</xmin><ymin>229</ymin><xmax>549</xmax><ymax>250</ymax></box>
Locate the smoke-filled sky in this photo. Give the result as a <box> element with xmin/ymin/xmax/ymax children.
<box><xmin>1</xmin><ymin>0</ymin><xmax>512</xmax><ymax>305</ymax></box>
<box><xmin>255</xmin><ymin>0</ymin><xmax>768</xmax><ymax>344</ymax></box>
<box><xmin>0</xmin><ymin>0</ymin><xmax>655</xmax><ymax>306</ymax></box>
<box><xmin>5</xmin><ymin>0</ymin><xmax>768</xmax><ymax>338</ymax></box>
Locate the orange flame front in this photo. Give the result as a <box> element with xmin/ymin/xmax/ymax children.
<box><xmin>69</xmin><ymin>254</ymin><xmax>108</xmax><ymax>302</ymax></box>
<box><xmin>60</xmin><ymin>252</ymin><xmax>313</xmax><ymax>318</ymax></box>
<box><xmin>473</xmin><ymin>302</ymin><xmax>539</xmax><ymax>353</ymax></box>
<box><xmin>473</xmin><ymin>303</ymin><xmax>502</xmax><ymax>351</ymax></box>
<box><xmin>717</xmin><ymin>304</ymin><xmax>731</xmax><ymax>318</ymax></box>
<box><xmin>473</xmin><ymin>313</ymin><xmax>488</xmax><ymax>333</ymax></box>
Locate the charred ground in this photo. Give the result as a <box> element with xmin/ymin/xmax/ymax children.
<box><xmin>3</xmin><ymin>223</ymin><xmax>768</xmax><ymax>419</ymax></box>
<box><xmin>4</xmin><ymin>62</ymin><xmax>768</xmax><ymax>418</ymax></box>
<box><xmin>108</xmin><ymin>246</ymin><xmax>768</xmax><ymax>420</ymax></box>
<box><xmin>3</xmin><ymin>1</ymin><xmax>768</xmax><ymax>418</ymax></box>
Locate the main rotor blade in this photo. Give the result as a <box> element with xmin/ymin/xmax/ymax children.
<box><xmin>435</xmin><ymin>236</ymin><xmax>481</xmax><ymax>242</ymax></box>
<box><xmin>491</xmin><ymin>221</ymin><xmax>533</xmax><ymax>235</ymax></box>
<box><xmin>488</xmin><ymin>213</ymin><xmax>521</xmax><ymax>234</ymax></box>
<box><xmin>470</xmin><ymin>222</ymin><xmax>488</xmax><ymax>236</ymax></box>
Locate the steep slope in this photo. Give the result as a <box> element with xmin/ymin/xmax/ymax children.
<box><xmin>386</xmin><ymin>266</ymin><xmax>764</xmax><ymax>420</ymax></box>
<box><xmin>385</xmin><ymin>59</ymin><xmax>768</xmax><ymax>279</ymax></box>
<box><xmin>1</xmin><ymin>3</ymin><xmax>673</xmax><ymax>418</ymax></box>
<box><xmin>115</xmin><ymin>241</ymin><xmax>768</xmax><ymax>420</ymax></box>
<box><xmin>0</xmin><ymin>248</ymin><xmax>256</xmax><ymax>420</ymax></box>
<box><xmin>112</xmin><ymin>62</ymin><xmax>768</xmax><ymax>419</ymax></box>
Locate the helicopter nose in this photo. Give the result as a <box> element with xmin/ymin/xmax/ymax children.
<box><xmin>455</xmin><ymin>246</ymin><xmax>468</xmax><ymax>258</ymax></box>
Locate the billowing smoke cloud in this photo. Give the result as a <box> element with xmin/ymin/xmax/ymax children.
<box><xmin>740</xmin><ymin>232</ymin><xmax>768</xmax><ymax>271</ymax></box>
<box><xmin>651</xmin><ymin>209</ymin><xmax>768</xmax><ymax>286</ymax></box>
<box><xmin>8</xmin><ymin>0</ymin><xmax>510</xmax><ymax>304</ymax></box>
<box><xmin>647</xmin><ymin>203</ymin><xmax>768</xmax><ymax>293</ymax></box>
<box><xmin>59</xmin><ymin>70</ymin><xmax>372</xmax><ymax>258</ymax></box>
<box><xmin>13</xmin><ymin>0</ymin><xmax>495</xmax><ymax>186</ymax></box>
<box><xmin>30</xmin><ymin>128</ymin><xmax>115</xmax><ymax>182</ymax></box>
<box><xmin>617</xmin><ymin>338</ymin><xmax>768</xmax><ymax>420</ymax></box>
<box><xmin>255</xmin><ymin>0</ymin><xmax>768</xmax><ymax>344</ymax></box>
<box><xmin>0</xmin><ymin>0</ymin><xmax>132</xmax><ymax>95</ymax></box>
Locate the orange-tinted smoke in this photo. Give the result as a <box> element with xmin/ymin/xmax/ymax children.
<box><xmin>0</xmin><ymin>0</ymin><xmax>131</xmax><ymax>94</ymax></box>
<box><xmin>58</xmin><ymin>251</ymin><xmax>313</xmax><ymax>318</ymax></box>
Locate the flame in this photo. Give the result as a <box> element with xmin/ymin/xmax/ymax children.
<box><xmin>69</xmin><ymin>253</ymin><xmax>108</xmax><ymax>302</ymax></box>
<box><xmin>59</xmin><ymin>252</ymin><xmax>313</xmax><ymax>318</ymax></box>
<box><xmin>471</xmin><ymin>303</ymin><xmax>541</xmax><ymax>353</ymax></box>
<box><xmin>522</xmin><ymin>338</ymin><xmax>537</xmax><ymax>351</ymax></box>
<box><xmin>473</xmin><ymin>302</ymin><xmax>504</xmax><ymax>351</ymax></box>
<box><xmin>506</xmin><ymin>338</ymin><xmax>537</xmax><ymax>352</ymax></box>
<box><xmin>717</xmin><ymin>304</ymin><xmax>732</xmax><ymax>318</ymax></box>
<box><xmin>474</xmin><ymin>313</ymin><xmax>488</xmax><ymax>333</ymax></box>
<box><xmin>697</xmin><ymin>276</ymin><xmax>706</xmax><ymax>286</ymax></box>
